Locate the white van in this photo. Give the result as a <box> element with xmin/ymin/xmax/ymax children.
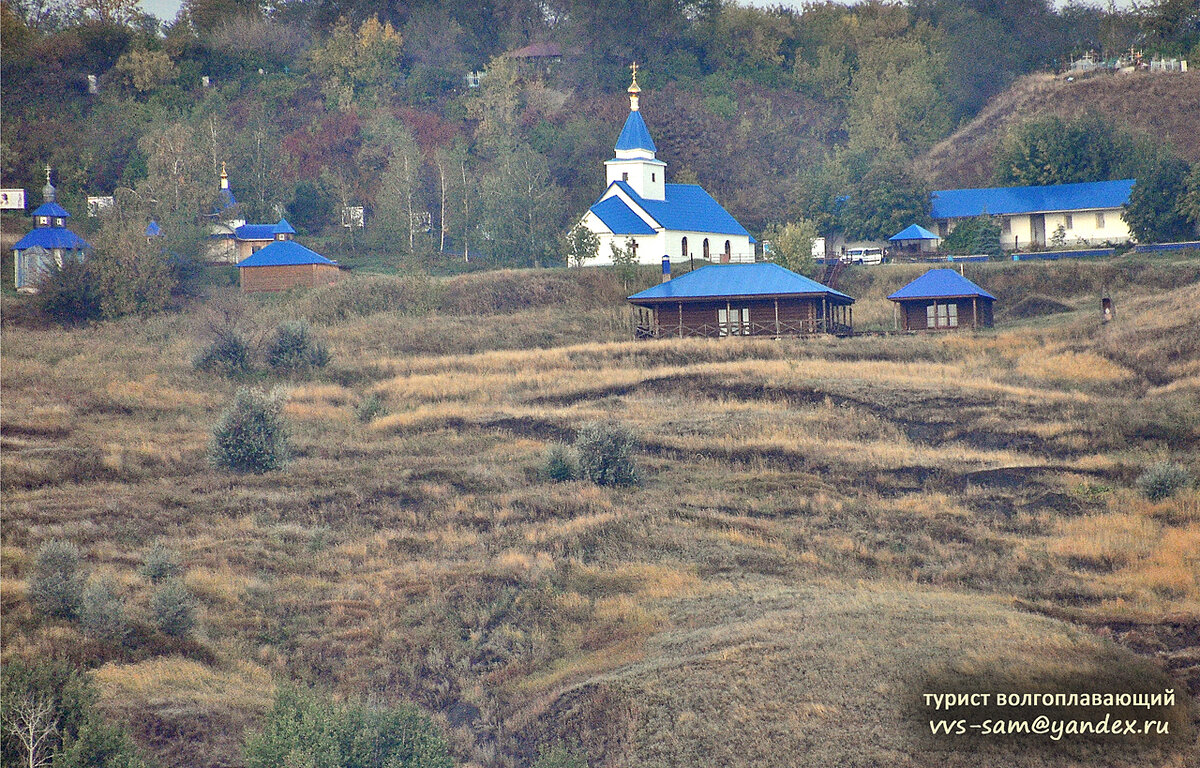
<box><xmin>843</xmin><ymin>247</ymin><xmax>884</xmax><ymax>265</ymax></box>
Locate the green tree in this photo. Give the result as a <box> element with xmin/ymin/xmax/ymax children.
<box><xmin>466</xmin><ymin>55</ymin><xmax>519</xmax><ymax>159</ymax></box>
<box><xmin>763</xmin><ymin>219</ymin><xmax>818</xmax><ymax>276</ymax></box>
<box><xmin>1175</xmin><ymin>162</ymin><xmax>1200</xmax><ymax>232</ymax></box>
<box><xmin>610</xmin><ymin>239</ymin><xmax>639</xmax><ymax>290</ymax></box>
<box><xmin>309</xmin><ymin>16</ymin><xmax>403</xmax><ymax>109</ymax></box>
<box><xmin>837</xmin><ymin>157</ymin><xmax>930</xmax><ymax>241</ymax></box>
<box><xmin>564</xmin><ymin>222</ymin><xmax>600</xmax><ymax>267</ymax></box>
<box><xmin>1124</xmin><ymin>152</ymin><xmax>1193</xmax><ymax>243</ymax></box>
<box><xmin>28</xmin><ymin>540</ymin><xmax>86</xmax><ymax>620</ymax></box>
<box><xmin>244</xmin><ymin>686</ymin><xmax>452</xmax><ymax>768</ymax></box>
<box><xmin>374</xmin><ymin>123</ymin><xmax>429</xmax><ymax>258</ymax></box>
<box><xmin>479</xmin><ymin>146</ymin><xmax>566</xmax><ymax>267</ymax></box>
<box><xmin>941</xmin><ymin>215</ymin><xmax>1001</xmax><ymax>257</ymax></box>
<box><xmin>209</xmin><ymin>388</ymin><xmax>291</xmax><ymax>473</ymax></box>
<box><xmin>993</xmin><ymin>115</ymin><xmax>1133</xmax><ymax>187</ymax></box>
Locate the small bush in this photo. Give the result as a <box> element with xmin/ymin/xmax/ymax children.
<box><xmin>541</xmin><ymin>443</ymin><xmax>580</xmax><ymax>482</ymax></box>
<box><xmin>139</xmin><ymin>543</ymin><xmax>183</xmax><ymax>583</ymax></box>
<box><xmin>33</xmin><ymin>259</ymin><xmax>103</xmax><ymax>326</ymax></box>
<box><xmin>266</xmin><ymin>320</ymin><xmax>329</xmax><ymax>373</ymax></box>
<box><xmin>150</xmin><ymin>580</ymin><xmax>197</xmax><ymax>637</ymax></box>
<box><xmin>354</xmin><ymin>392</ymin><xmax>389</xmax><ymax>422</ymax></box>
<box><xmin>209</xmin><ymin>388</ymin><xmax>291</xmax><ymax>473</ymax></box>
<box><xmin>80</xmin><ymin>579</ymin><xmax>129</xmax><ymax>644</ymax></box>
<box><xmin>28</xmin><ymin>540</ymin><xmax>87</xmax><ymax>620</ymax></box>
<box><xmin>574</xmin><ymin>422</ymin><xmax>641</xmax><ymax>487</ymax></box>
<box><xmin>193</xmin><ymin>332</ymin><xmax>253</xmax><ymax>377</ymax></box>
<box><xmin>1136</xmin><ymin>461</ymin><xmax>1193</xmax><ymax>501</ymax></box>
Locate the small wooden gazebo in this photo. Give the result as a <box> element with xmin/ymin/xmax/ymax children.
<box><xmin>888</xmin><ymin>268</ymin><xmax>994</xmax><ymax>330</ymax></box>
<box><xmin>628</xmin><ymin>263</ymin><xmax>854</xmax><ymax>338</ymax></box>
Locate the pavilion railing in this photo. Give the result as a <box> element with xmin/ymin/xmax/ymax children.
<box><xmin>635</xmin><ymin>319</ymin><xmax>853</xmax><ymax>339</ymax></box>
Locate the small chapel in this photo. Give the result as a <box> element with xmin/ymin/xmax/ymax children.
<box><xmin>205</xmin><ymin>163</ymin><xmax>292</xmax><ymax>263</ymax></box>
<box><xmin>578</xmin><ymin>65</ymin><xmax>755</xmax><ymax>266</ymax></box>
<box><xmin>12</xmin><ymin>167</ymin><xmax>91</xmax><ymax>292</ymax></box>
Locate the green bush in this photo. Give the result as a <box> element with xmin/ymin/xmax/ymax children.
<box><xmin>1136</xmin><ymin>461</ymin><xmax>1193</xmax><ymax>501</ymax></box>
<box><xmin>80</xmin><ymin>579</ymin><xmax>129</xmax><ymax>644</ymax></box>
<box><xmin>574</xmin><ymin>422</ymin><xmax>641</xmax><ymax>487</ymax></box>
<box><xmin>354</xmin><ymin>392</ymin><xmax>389</xmax><ymax>422</ymax></box>
<box><xmin>28</xmin><ymin>540</ymin><xmax>87</xmax><ymax>620</ymax></box>
<box><xmin>33</xmin><ymin>259</ymin><xmax>103</xmax><ymax>326</ymax></box>
<box><xmin>541</xmin><ymin>443</ymin><xmax>580</xmax><ymax>482</ymax></box>
<box><xmin>150</xmin><ymin>580</ymin><xmax>197</xmax><ymax>637</ymax></box>
<box><xmin>139</xmin><ymin>543</ymin><xmax>183</xmax><ymax>583</ymax></box>
<box><xmin>209</xmin><ymin>388</ymin><xmax>291</xmax><ymax>473</ymax></box>
<box><xmin>266</xmin><ymin>320</ymin><xmax>330</xmax><ymax>373</ymax></box>
<box><xmin>533</xmin><ymin>745</ymin><xmax>588</xmax><ymax>768</ymax></box>
<box><xmin>244</xmin><ymin>686</ymin><xmax>453</xmax><ymax>768</ymax></box>
<box><xmin>193</xmin><ymin>332</ymin><xmax>253</xmax><ymax>377</ymax></box>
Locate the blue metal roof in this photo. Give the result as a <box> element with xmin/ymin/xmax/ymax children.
<box><xmin>888</xmin><ymin>269</ymin><xmax>995</xmax><ymax>301</ymax></box>
<box><xmin>237</xmin><ymin>240</ymin><xmax>336</xmax><ymax>267</ymax></box>
<box><xmin>629</xmin><ymin>263</ymin><xmax>852</xmax><ymax>303</ymax></box>
<box><xmin>615</xmin><ymin>110</ymin><xmax>656</xmax><ymax>153</ymax></box>
<box><xmin>889</xmin><ymin>224</ymin><xmax>939</xmax><ymax>241</ymax></box>
<box><xmin>274</xmin><ymin>218</ymin><xmax>296</xmax><ymax>235</ymax></box>
<box><xmin>31</xmin><ymin>202</ymin><xmax>70</xmax><ymax>218</ymax></box>
<box><xmin>931</xmin><ymin>179</ymin><xmax>1135</xmax><ymax>219</ymax></box>
<box><xmin>235</xmin><ymin>223</ymin><xmax>278</xmax><ymax>240</ymax></box>
<box><xmin>13</xmin><ymin>227</ymin><xmax>90</xmax><ymax>251</ymax></box>
<box><xmin>589</xmin><ymin>196</ymin><xmax>656</xmax><ymax>235</ymax></box>
<box><xmin>218</xmin><ymin>188</ymin><xmax>237</xmax><ymax>210</ymax></box>
<box><xmin>611</xmin><ymin>181</ymin><xmax>753</xmax><ymax>240</ymax></box>
<box><xmin>145</xmin><ymin>220</ymin><xmax>163</xmax><ymax>237</ymax></box>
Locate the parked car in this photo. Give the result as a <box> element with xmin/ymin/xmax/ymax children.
<box><xmin>842</xmin><ymin>247</ymin><xmax>884</xmax><ymax>265</ymax></box>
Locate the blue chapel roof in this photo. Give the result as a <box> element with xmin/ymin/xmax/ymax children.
<box><xmin>590</xmin><ymin>196</ymin><xmax>656</xmax><ymax>235</ymax></box>
<box><xmin>629</xmin><ymin>263</ymin><xmax>851</xmax><ymax>303</ymax></box>
<box><xmin>930</xmin><ymin>179</ymin><xmax>1135</xmax><ymax>219</ymax></box>
<box><xmin>615</xmin><ymin>110</ymin><xmax>657</xmax><ymax>153</ymax></box>
<box><xmin>607</xmin><ymin>181</ymin><xmax>754</xmax><ymax>240</ymax></box>
<box><xmin>234</xmin><ymin>223</ymin><xmax>279</xmax><ymax>240</ymax></box>
<box><xmin>237</xmin><ymin>239</ymin><xmax>336</xmax><ymax>267</ymax></box>
<box><xmin>274</xmin><ymin>218</ymin><xmax>296</xmax><ymax>235</ymax></box>
<box><xmin>31</xmin><ymin>202</ymin><xmax>70</xmax><ymax>218</ymax></box>
<box><xmin>13</xmin><ymin>226</ymin><xmax>90</xmax><ymax>251</ymax></box>
<box><xmin>888</xmin><ymin>269</ymin><xmax>995</xmax><ymax>301</ymax></box>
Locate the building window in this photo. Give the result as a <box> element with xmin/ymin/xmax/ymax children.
<box><xmin>718</xmin><ymin>306</ymin><xmax>750</xmax><ymax>336</ymax></box>
<box><xmin>928</xmin><ymin>303</ymin><xmax>958</xmax><ymax>328</ymax></box>
<box><xmin>1001</xmin><ymin>218</ymin><xmax>1011</xmax><ymax>234</ymax></box>
<box><xmin>681</xmin><ymin>236</ymin><xmax>687</xmax><ymax>258</ymax></box>
<box><xmin>703</xmin><ymin>239</ymin><xmax>710</xmax><ymax>259</ymax></box>
<box><xmin>1096</xmin><ymin>212</ymin><xmax>1106</xmax><ymax>228</ymax></box>
<box><xmin>1064</xmin><ymin>214</ymin><xmax>1073</xmax><ymax>229</ymax></box>
<box><xmin>651</xmin><ymin>173</ymin><xmax>656</xmax><ymax>182</ymax></box>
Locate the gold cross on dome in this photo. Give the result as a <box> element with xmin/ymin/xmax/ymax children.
<box><xmin>629</xmin><ymin>61</ymin><xmax>639</xmax><ymax>86</ymax></box>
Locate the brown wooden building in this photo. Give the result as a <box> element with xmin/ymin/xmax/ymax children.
<box><xmin>888</xmin><ymin>268</ymin><xmax>995</xmax><ymax>331</ymax></box>
<box><xmin>627</xmin><ymin>263</ymin><xmax>854</xmax><ymax>338</ymax></box>
<box><xmin>236</xmin><ymin>227</ymin><xmax>341</xmax><ymax>293</ymax></box>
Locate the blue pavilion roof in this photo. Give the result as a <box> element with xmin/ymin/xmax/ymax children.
<box><xmin>590</xmin><ymin>196</ymin><xmax>656</xmax><ymax>235</ymax></box>
<box><xmin>888</xmin><ymin>269</ymin><xmax>995</xmax><ymax>301</ymax></box>
<box><xmin>13</xmin><ymin>227</ymin><xmax>90</xmax><ymax>251</ymax></box>
<box><xmin>274</xmin><ymin>218</ymin><xmax>296</xmax><ymax>235</ymax></box>
<box><xmin>615</xmin><ymin>110</ymin><xmax>656</xmax><ymax>153</ymax></box>
<box><xmin>145</xmin><ymin>220</ymin><xmax>163</xmax><ymax>237</ymax></box>
<box><xmin>31</xmin><ymin>202</ymin><xmax>70</xmax><ymax>218</ymax></box>
<box><xmin>235</xmin><ymin>223</ymin><xmax>279</xmax><ymax>240</ymax></box>
<box><xmin>237</xmin><ymin>240</ymin><xmax>336</xmax><ymax>267</ymax></box>
<box><xmin>889</xmin><ymin>224</ymin><xmax>939</xmax><ymax>241</ymax></box>
<box><xmin>628</xmin><ymin>263</ymin><xmax>851</xmax><ymax>303</ymax></box>
<box><xmin>608</xmin><ymin>181</ymin><xmax>754</xmax><ymax>240</ymax></box>
<box><xmin>931</xmin><ymin>179</ymin><xmax>1135</xmax><ymax>219</ymax></box>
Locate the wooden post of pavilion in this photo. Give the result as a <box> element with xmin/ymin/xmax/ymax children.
<box><xmin>774</xmin><ymin>299</ymin><xmax>780</xmax><ymax>336</ymax></box>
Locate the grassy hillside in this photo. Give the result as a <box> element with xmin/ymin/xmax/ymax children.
<box><xmin>2</xmin><ymin>260</ymin><xmax>1198</xmax><ymax>767</ymax></box>
<box><xmin>914</xmin><ymin>71</ymin><xmax>1200</xmax><ymax>188</ymax></box>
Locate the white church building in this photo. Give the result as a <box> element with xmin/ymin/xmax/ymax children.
<box><xmin>578</xmin><ymin>67</ymin><xmax>755</xmax><ymax>266</ymax></box>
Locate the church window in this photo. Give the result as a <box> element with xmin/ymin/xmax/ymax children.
<box><xmin>1096</xmin><ymin>212</ymin><xmax>1106</xmax><ymax>228</ymax></box>
<box><xmin>622</xmin><ymin>172</ymin><xmax>628</xmax><ymax>182</ymax></box>
<box><xmin>651</xmin><ymin>173</ymin><xmax>656</xmax><ymax>182</ymax></box>
<box><xmin>703</xmin><ymin>239</ymin><xmax>710</xmax><ymax>259</ymax></box>
<box><xmin>681</xmin><ymin>237</ymin><xmax>688</xmax><ymax>257</ymax></box>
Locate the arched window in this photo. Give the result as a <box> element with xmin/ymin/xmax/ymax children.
<box><xmin>703</xmin><ymin>239</ymin><xmax>710</xmax><ymax>260</ymax></box>
<box><xmin>681</xmin><ymin>236</ymin><xmax>688</xmax><ymax>258</ymax></box>
<box><xmin>722</xmin><ymin>240</ymin><xmax>732</xmax><ymax>263</ymax></box>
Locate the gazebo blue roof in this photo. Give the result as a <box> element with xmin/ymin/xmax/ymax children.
<box><xmin>145</xmin><ymin>220</ymin><xmax>163</xmax><ymax>237</ymax></box>
<box><xmin>930</xmin><ymin>179</ymin><xmax>1135</xmax><ymax>219</ymax></box>
<box><xmin>31</xmin><ymin>202</ymin><xmax>70</xmax><ymax>219</ymax></box>
<box><xmin>237</xmin><ymin>240</ymin><xmax>336</xmax><ymax>267</ymax></box>
<box><xmin>615</xmin><ymin>110</ymin><xmax>656</xmax><ymax>153</ymax></box>
<box><xmin>13</xmin><ymin>227</ymin><xmax>90</xmax><ymax>251</ymax></box>
<box><xmin>888</xmin><ymin>269</ymin><xmax>995</xmax><ymax>301</ymax></box>
<box><xmin>889</xmin><ymin>224</ymin><xmax>939</xmax><ymax>241</ymax></box>
<box><xmin>629</xmin><ymin>263</ymin><xmax>851</xmax><ymax>303</ymax></box>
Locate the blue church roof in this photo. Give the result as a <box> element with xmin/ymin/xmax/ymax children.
<box><xmin>590</xmin><ymin>196</ymin><xmax>656</xmax><ymax>235</ymax></box>
<box><xmin>609</xmin><ymin>181</ymin><xmax>754</xmax><ymax>240</ymax></box>
<box><xmin>218</xmin><ymin>188</ymin><xmax>237</xmax><ymax>210</ymax></box>
<box><xmin>931</xmin><ymin>179</ymin><xmax>1135</xmax><ymax>219</ymax></box>
<box><xmin>888</xmin><ymin>269</ymin><xmax>995</xmax><ymax>301</ymax></box>
<box><xmin>13</xmin><ymin>227</ymin><xmax>90</xmax><ymax>251</ymax></box>
<box><xmin>235</xmin><ymin>223</ymin><xmax>279</xmax><ymax>240</ymax></box>
<box><xmin>629</xmin><ymin>263</ymin><xmax>851</xmax><ymax>303</ymax></box>
<box><xmin>31</xmin><ymin>202</ymin><xmax>70</xmax><ymax>218</ymax></box>
<box><xmin>889</xmin><ymin>224</ymin><xmax>939</xmax><ymax>241</ymax></box>
<box><xmin>237</xmin><ymin>240</ymin><xmax>336</xmax><ymax>268</ymax></box>
<box><xmin>615</xmin><ymin>110</ymin><xmax>656</xmax><ymax>153</ymax></box>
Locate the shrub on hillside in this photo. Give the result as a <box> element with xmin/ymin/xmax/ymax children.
<box><xmin>244</xmin><ymin>686</ymin><xmax>452</xmax><ymax>768</ymax></box>
<box><xmin>80</xmin><ymin>579</ymin><xmax>129</xmax><ymax>644</ymax></box>
<box><xmin>354</xmin><ymin>392</ymin><xmax>389</xmax><ymax>422</ymax></box>
<box><xmin>1136</xmin><ymin>461</ymin><xmax>1192</xmax><ymax>501</ymax></box>
<box><xmin>28</xmin><ymin>540</ymin><xmax>87</xmax><ymax>620</ymax></box>
<box><xmin>541</xmin><ymin>443</ymin><xmax>581</xmax><ymax>482</ymax></box>
<box><xmin>193</xmin><ymin>332</ymin><xmax>254</xmax><ymax>377</ymax></box>
<box><xmin>209</xmin><ymin>388</ymin><xmax>291</xmax><ymax>473</ymax></box>
<box><xmin>139</xmin><ymin>543</ymin><xmax>183</xmax><ymax>583</ymax></box>
<box><xmin>265</xmin><ymin>320</ymin><xmax>329</xmax><ymax>373</ymax></box>
<box><xmin>150</xmin><ymin>580</ymin><xmax>197</xmax><ymax>637</ymax></box>
<box><xmin>575</xmin><ymin>422</ymin><xmax>641</xmax><ymax>487</ymax></box>
<box><xmin>33</xmin><ymin>259</ymin><xmax>103</xmax><ymax>326</ymax></box>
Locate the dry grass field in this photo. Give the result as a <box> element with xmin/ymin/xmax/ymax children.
<box><xmin>2</xmin><ymin>258</ymin><xmax>1198</xmax><ymax>767</ymax></box>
